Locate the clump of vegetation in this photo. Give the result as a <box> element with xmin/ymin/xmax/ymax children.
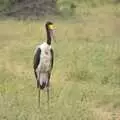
<box><xmin>0</xmin><ymin>0</ymin><xmax>15</xmax><ymax>11</ymax></box>
<box><xmin>0</xmin><ymin>0</ymin><xmax>120</xmax><ymax>17</ymax></box>
<box><xmin>57</xmin><ymin>0</ymin><xmax>77</xmax><ymax>16</ymax></box>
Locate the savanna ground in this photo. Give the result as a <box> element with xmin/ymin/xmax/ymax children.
<box><xmin>0</xmin><ymin>3</ymin><xmax>120</xmax><ymax>120</ymax></box>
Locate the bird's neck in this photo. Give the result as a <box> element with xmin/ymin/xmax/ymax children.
<box><xmin>46</xmin><ymin>30</ymin><xmax>51</xmax><ymax>45</ymax></box>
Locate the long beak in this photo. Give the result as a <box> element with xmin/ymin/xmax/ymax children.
<box><xmin>50</xmin><ymin>29</ymin><xmax>56</xmax><ymax>42</ymax></box>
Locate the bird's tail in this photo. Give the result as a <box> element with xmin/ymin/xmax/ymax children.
<box><xmin>38</xmin><ymin>73</ymin><xmax>49</xmax><ymax>90</ymax></box>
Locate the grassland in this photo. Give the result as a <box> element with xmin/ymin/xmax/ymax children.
<box><xmin>0</xmin><ymin>4</ymin><xmax>120</xmax><ymax>120</ymax></box>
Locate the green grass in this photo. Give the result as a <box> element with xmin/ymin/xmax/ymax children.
<box><xmin>0</xmin><ymin>4</ymin><xmax>120</xmax><ymax>120</ymax></box>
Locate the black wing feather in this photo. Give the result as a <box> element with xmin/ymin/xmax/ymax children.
<box><xmin>33</xmin><ymin>48</ymin><xmax>41</xmax><ymax>79</ymax></box>
<box><xmin>50</xmin><ymin>48</ymin><xmax>54</xmax><ymax>70</ymax></box>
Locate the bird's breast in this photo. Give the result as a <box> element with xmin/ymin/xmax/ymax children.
<box><xmin>38</xmin><ymin>49</ymin><xmax>51</xmax><ymax>72</ymax></box>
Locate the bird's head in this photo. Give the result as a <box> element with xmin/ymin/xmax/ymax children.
<box><xmin>45</xmin><ymin>21</ymin><xmax>56</xmax><ymax>43</ymax></box>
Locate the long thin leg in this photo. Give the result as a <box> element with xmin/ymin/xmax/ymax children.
<box><xmin>47</xmin><ymin>87</ymin><xmax>49</xmax><ymax>105</ymax></box>
<box><xmin>47</xmin><ymin>73</ymin><xmax>50</xmax><ymax>109</ymax></box>
<box><xmin>38</xmin><ymin>88</ymin><xmax>40</xmax><ymax>108</ymax></box>
<box><xmin>37</xmin><ymin>71</ymin><xmax>41</xmax><ymax>108</ymax></box>
<box><xmin>47</xmin><ymin>86</ymin><xmax>49</xmax><ymax>110</ymax></box>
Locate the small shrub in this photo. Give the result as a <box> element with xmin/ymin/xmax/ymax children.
<box><xmin>57</xmin><ymin>0</ymin><xmax>77</xmax><ymax>16</ymax></box>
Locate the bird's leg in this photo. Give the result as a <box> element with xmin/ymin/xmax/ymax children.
<box><xmin>47</xmin><ymin>73</ymin><xmax>51</xmax><ymax>109</ymax></box>
<box><xmin>47</xmin><ymin>86</ymin><xmax>49</xmax><ymax>110</ymax></box>
<box><xmin>38</xmin><ymin>87</ymin><xmax>41</xmax><ymax>108</ymax></box>
<box><xmin>37</xmin><ymin>72</ymin><xmax>41</xmax><ymax>108</ymax></box>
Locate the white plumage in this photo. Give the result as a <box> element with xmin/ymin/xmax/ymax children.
<box><xmin>35</xmin><ymin>42</ymin><xmax>52</xmax><ymax>87</ymax></box>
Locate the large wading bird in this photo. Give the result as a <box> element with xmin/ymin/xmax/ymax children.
<box><xmin>33</xmin><ymin>21</ymin><xmax>55</xmax><ymax>107</ymax></box>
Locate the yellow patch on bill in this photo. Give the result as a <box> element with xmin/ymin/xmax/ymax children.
<box><xmin>49</xmin><ymin>25</ymin><xmax>54</xmax><ymax>29</ymax></box>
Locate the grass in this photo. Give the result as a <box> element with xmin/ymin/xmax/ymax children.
<box><xmin>0</xmin><ymin>4</ymin><xmax>120</xmax><ymax>120</ymax></box>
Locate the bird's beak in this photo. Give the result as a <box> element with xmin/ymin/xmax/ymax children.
<box><xmin>51</xmin><ymin>29</ymin><xmax>56</xmax><ymax>42</ymax></box>
<box><xmin>49</xmin><ymin>25</ymin><xmax>56</xmax><ymax>42</ymax></box>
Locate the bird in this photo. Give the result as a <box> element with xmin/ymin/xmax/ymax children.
<box><xmin>33</xmin><ymin>21</ymin><xmax>55</xmax><ymax>107</ymax></box>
